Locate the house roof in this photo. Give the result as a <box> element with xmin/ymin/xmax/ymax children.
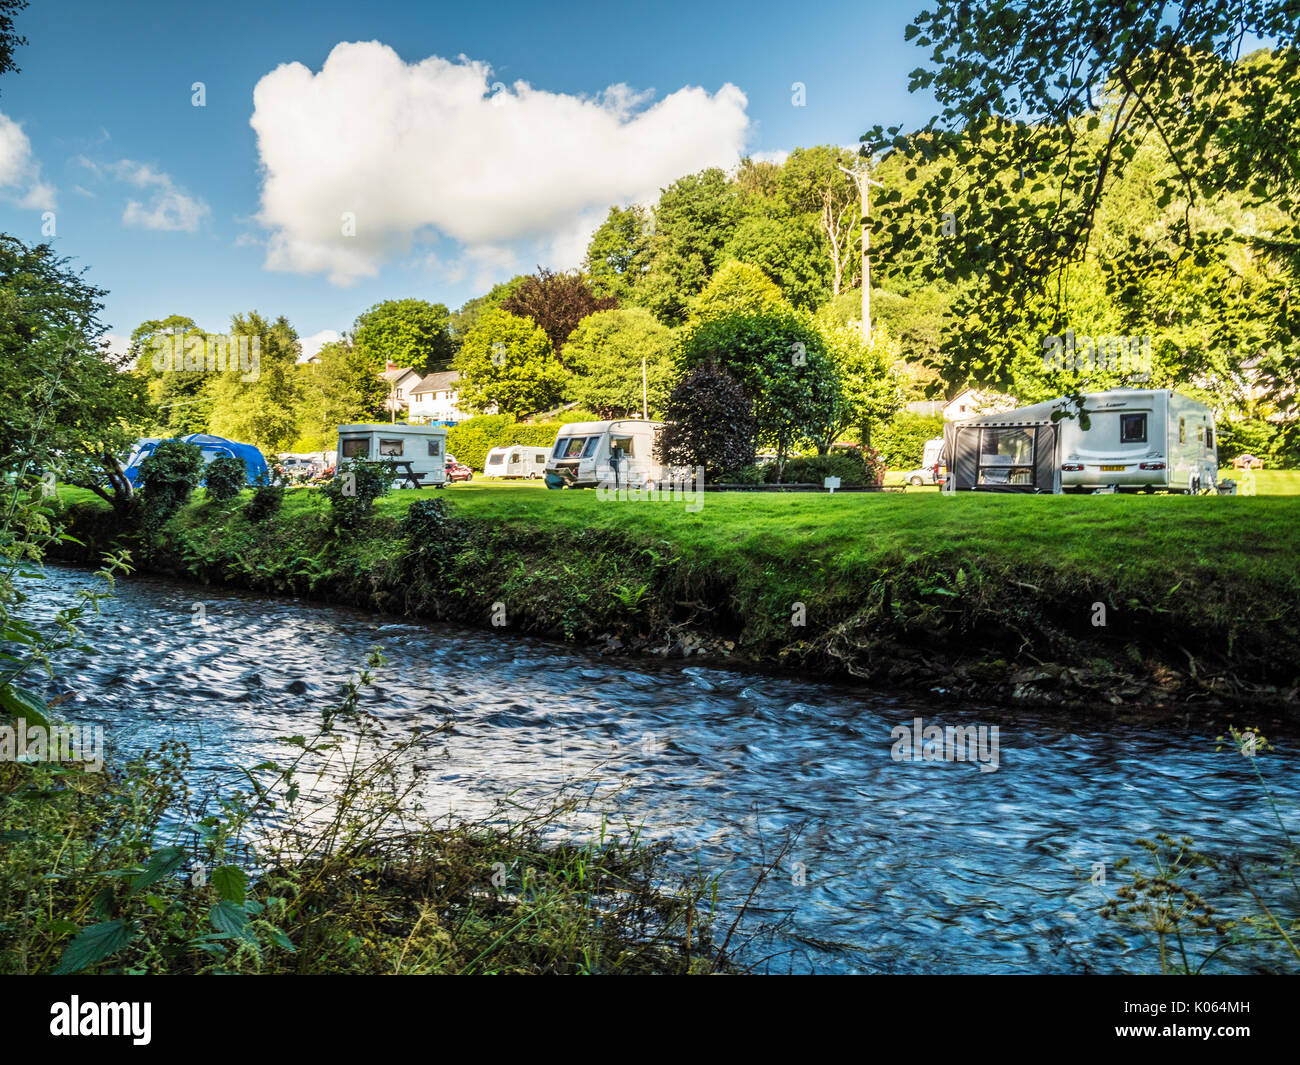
<box><xmin>380</xmin><ymin>366</ymin><xmax>420</xmax><ymax>382</ymax></box>
<box><xmin>413</xmin><ymin>370</ymin><xmax>460</xmax><ymax>394</ymax></box>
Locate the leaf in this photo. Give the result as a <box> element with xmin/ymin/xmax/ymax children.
<box><xmin>211</xmin><ymin>864</ymin><xmax>247</xmax><ymax>904</ymax></box>
<box><xmin>209</xmin><ymin>900</ymin><xmax>249</xmax><ymax>935</ymax></box>
<box><xmin>128</xmin><ymin>846</ymin><xmax>187</xmax><ymax>896</ymax></box>
<box><xmin>0</xmin><ymin>683</ymin><xmax>52</xmax><ymax>730</ymax></box>
<box><xmin>54</xmin><ymin>919</ymin><xmax>134</xmax><ymax>975</ymax></box>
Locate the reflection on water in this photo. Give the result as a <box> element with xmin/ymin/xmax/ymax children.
<box><xmin>30</xmin><ymin>566</ymin><xmax>1300</xmax><ymax>974</ymax></box>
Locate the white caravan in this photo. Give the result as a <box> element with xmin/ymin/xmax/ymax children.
<box><xmin>484</xmin><ymin>445</ymin><xmax>550</xmax><ymax>479</ymax></box>
<box><xmin>954</xmin><ymin>389</ymin><xmax>1217</xmax><ymax>493</ymax></box>
<box><xmin>544</xmin><ymin>419</ymin><xmax>668</xmax><ymax>489</ymax></box>
<box><xmin>335</xmin><ymin>423</ymin><xmax>448</xmax><ymax>487</ymax></box>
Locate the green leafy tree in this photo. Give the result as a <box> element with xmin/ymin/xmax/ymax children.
<box><xmin>449</xmin><ymin>277</ymin><xmax>530</xmax><ymax>347</ymax></box>
<box><xmin>638</xmin><ymin>169</ymin><xmax>741</xmax><ymax>325</ymax></box>
<box><xmin>0</xmin><ymin>0</ymin><xmax>27</xmax><ymax>87</ymax></box>
<box><xmin>677</xmin><ymin>311</ymin><xmax>839</xmax><ymax>472</ymax></box>
<box><xmin>353</xmin><ymin>299</ymin><xmax>455</xmax><ymax>375</ymax></box>
<box><xmin>204</xmin><ymin>455</ymin><xmax>246</xmax><ymax>501</ymax></box>
<box><xmin>0</xmin><ymin>236</ymin><xmax>148</xmax><ymax>505</ymax></box>
<box><xmin>130</xmin><ymin>314</ymin><xmax>209</xmax><ymax>436</ymax></box>
<box><xmin>294</xmin><ymin>337</ymin><xmax>387</xmax><ymax>450</ymax></box>
<box><xmin>583</xmin><ymin>205</ymin><xmax>654</xmax><ymax>302</ymax></box>
<box><xmin>867</xmin><ymin>1</ymin><xmax>1300</xmax><ymax>423</ymax></box>
<box><xmin>452</xmin><ymin>309</ymin><xmax>568</xmax><ymax>418</ymax></box>
<box><xmin>565</xmin><ymin>308</ymin><xmax>675</xmax><ymax>418</ymax></box>
<box><xmin>814</xmin><ymin>320</ymin><xmax>907</xmax><ymax>452</ymax></box>
<box><xmin>137</xmin><ymin>439</ymin><xmax>204</xmax><ymax>528</ymax></box>
<box><xmin>206</xmin><ymin>312</ymin><xmax>302</xmax><ymax>453</ymax></box>
<box><xmin>690</xmin><ymin>261</ymin><xmax>789</xmax><ymax>323</ymax></box>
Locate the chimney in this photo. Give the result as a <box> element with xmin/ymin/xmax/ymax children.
<box><xmin>385</xmin><ymin>360</ymin><xmax>398</xmax><ymax>372</ymax></box>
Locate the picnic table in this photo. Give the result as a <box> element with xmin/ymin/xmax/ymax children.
<box><xmin>389</xmin><ymin>461</ymin><xmax>425</xmax><ymax>489</ymax></box>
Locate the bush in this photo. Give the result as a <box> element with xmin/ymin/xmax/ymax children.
<box><xmin>322</xmin><ymin>457</ymin><xmax>396</xmax><ymax>528</ymax></box>
<box><xmin>656</xmin><ymin>363</ymin><xmax>757</xmax><ymax>480</ymax></box>
<box><xmin>873</xmin><ymin>413</ymin><xmax>944</xmax><ymax>470</ymax></box>
<box><xmin>1217</xmin><ymin>417</ymin><xmax>1298</xmax><ymax>468</ymax></box>
<box><xmin>246</xmin><ymin>483</ymin><xmax>284</xmax><ymax>523</ymax></box>
<box><xmin>723</xmin><ymin>463</ymin><xmax>768</xmax><ymax>485</ymax></box>
<box><xmin>776</xmin><ymin>452</ymin><xmax>878</xmax><ymax>487</ymax></box>
<box><xmin>137</xmin><ymin>440</ymin><xmax>204</xmax><ymax>527</ymax></box>
<box><xmin>204</xmin><ymin>455</ymin><xmax>247</xmax><ymax>501</ymax></box>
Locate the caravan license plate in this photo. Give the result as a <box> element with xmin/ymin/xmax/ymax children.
<box><xmin>1101</xmin><ymin>465</ymin><xmax>1125</xmax><ymax>471</ymax></box>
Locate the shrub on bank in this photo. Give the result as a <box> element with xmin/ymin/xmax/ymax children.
<box><xmin>137</xmin><ymin>440</ymin><xmax>205</xmax><ymax>528</ymax></box>
<box><xmin>773</xmin><ymin>452</ymin><xmax>881</xmax><ymax>487</ymax></box>
<box><xmin>873</xmin><ymin>412</ymin><xmax>944</xmax><ymax>470</ymax></box>
<box><xmin>322</xmin><ymin>457</ymin><xmax>396</xmax><ymax>528</ymax></box>
<box><xmin>204</xmin><ymin>455</ymin><xmax>247</xmax><ymax>502</ymax></box>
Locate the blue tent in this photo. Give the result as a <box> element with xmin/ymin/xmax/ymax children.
<box><xmin>124</xmin><ymin>433</ymin><xmax>270</xmax><ymax>487</ymax></box>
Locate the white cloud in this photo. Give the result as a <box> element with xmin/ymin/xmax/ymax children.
<box><xmin>297</xmin><ymin>329</ymin><xmax>340</xmax><ymax>361</ymax></box>
<box><xmin>0</xmin><ymin>112</ymin><xmax>56</xmax><ymax>210</ymax></box>
<box><xmin>114</xmin><ymin>162</ymin><xmax>209</xmax><ymax>232</ymax></box>
<box><xmin>250</xmin><ymin>42</ymin><xmax>751</xmax><ymax>285</ymax></box>
<box><xmin>750</xmin><ymin>149</ymin><xmax>790</xmax><ymax>166</ymax></box>
<box><xmin>77</xmin><ymin>157</ymin><xmax>209</xmax><ymax>232</ymax></box>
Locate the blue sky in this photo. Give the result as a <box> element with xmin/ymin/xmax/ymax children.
<box><xmin>0</xmin><ymin>0</ymin><xmax>935</xmax><ymax>353</ymax></box>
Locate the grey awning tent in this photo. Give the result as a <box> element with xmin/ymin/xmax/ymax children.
<box><xmin>943</xmin><ymin>414</ymin><xmax>1060</xmax><ymax>493</ymax></box>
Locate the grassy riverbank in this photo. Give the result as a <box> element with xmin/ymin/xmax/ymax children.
<box><xmin>56</xmin><ymin>482</ymin><xmax>1300</xmax><ymax>714</ymax></box>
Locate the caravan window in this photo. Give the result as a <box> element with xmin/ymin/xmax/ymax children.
<box><xmin>1120</xmin><ymin>413</ymin><xmax>1147</xmax><ymax>444</ymax></box>
<box><xmin>554</xmin><ymin>436</ymin><xmax>600</xmax><ymax>459</ymax></box>
<box><xmin>427</xmin><ymin>439</ymin><xmax>442</xmax><ymax>457</ymax></box>
<box><xmin>610</xmin><ymin>435</ymin><xmax>635</xmax><ymax>457</ymax></box>
<box><xmin>977</xmin><ymin>427</ymin><xmax>1035</xmax><ymax>486</ymax></box>
<box><xmin>341</xmin><ymin>438</ymin><xmax>369</xmax><ymax>459</ymax></box>
<box><xmin>488</xmin><ymin>453</ymin><xmax>504</xmax><ymax>465</ymax></box>
<box><xmin>510</xmin><ymin>453</ymin><xmax>521</xmax><ymax>463</ymax></box>
<box><xmin>1179</xmin><ymin>418</ymin><xmax>1186</xmax><ymax>444</ymax></box>
<box><xmin>1205</xmin><ymin>427</ymin><xmax>1214</xmax><ymax>450</ymax></box>
<box><xmin>379</xmin><ymin>439</ymin><xmax>404</xmax><ymax>456</ymax></box>
<box><xmin>535</xmin><ymin>454</ymin><xmax>546</xmax><ymax>464</ymax></box>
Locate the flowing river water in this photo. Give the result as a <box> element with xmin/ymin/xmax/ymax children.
<box><xmin>31</xmin><ymin>565</ymin><xmax>1300</xmax><ymax>974</ymax></box>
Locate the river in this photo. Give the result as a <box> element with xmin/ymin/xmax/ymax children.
<box><xmin>29</xmin><ymin>565</ymin><xmax>1300</xmax><ymax>974</ymax></box>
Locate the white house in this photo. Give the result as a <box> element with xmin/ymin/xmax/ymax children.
<box><xmin>942</xmin><ymin>387</ymin><xmax>1016</xmax><ymax>422</ymax></box>
<box><xmin>381</xmin><ymin>362</ymin><xmax>424</xmax><ymax>415</ymax></box>
<box><xmin>409</xmin><ymin>370</ymin><xmax>468</xmax><ymax>425</ymax></box>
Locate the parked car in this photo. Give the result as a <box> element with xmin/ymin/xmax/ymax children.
<box><xmin>445</xmin><ymin>454</ymin><xmax>473</xmax><ymax>483</ymax></box>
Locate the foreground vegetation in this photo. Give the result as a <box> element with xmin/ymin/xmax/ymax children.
<box><xmin>56</xmin><ymin>481</ymin><xmax>1300</xmax><ymax>714</ymax></box>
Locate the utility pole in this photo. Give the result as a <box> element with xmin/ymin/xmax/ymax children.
<box><xmin>642</xmin><ymin>356</ymin><xmax>648</xmax><ymax>420</ymax></box>
<box><xmin>838</xmin><ymin>156</ymin><xmax>883</xmax><ymax>343</ymax></box>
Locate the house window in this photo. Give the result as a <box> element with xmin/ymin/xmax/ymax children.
<box><xmin>976</xmin><ymin>427</ymin><xmax>1035</xmax><ymax>486</ymax></box>
<box><xmin>427</xmin><ymin>440</ymin><xmax>441</xmax><ymax>457</ymax></box>
<box><xmin>379</xmin><ymin>438</ymin><xmax>404</xmax><ymax>456</ymax></box>
<box><xmin>1120</xmin><ymin>413</ymin><xmax>1147</xmax><ymax>444</ymax></box>
<box><xmin>395</xmin><ymin>388</ymin><xmax>403</xmax><ymax>399</ymax></box>
<box><xmin>341</xmin><ymin>438</ymin><xmax>369</xmax><ymax>458</ymax></box>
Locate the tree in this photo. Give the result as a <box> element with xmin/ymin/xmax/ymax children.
<box><xmin>583</xmin><ymin>205</ymin><xmax>654</xmax><ymax>302</ymax></box>
<box><xmin>500</xmin><ymin>267</ymin><xmax>617</xmax><ymax>359</ymax></box>
<box><xmin>206</xmin><ymin>312</ymin><xmax>302</xmax><ymax>453</ymax></box>
<box><xmin>638</xmin><ymin>169</ymin><xmax>740</xmax><ymax>325</ymax></box>
<box><xmin>813</xmin><ymin>319</ymin><xmax>907</xmax><ymax>452</ymax></box>
<box><xmin>677</xmin><ymin>311</ymin><xmax>840</xmax><ymax>472</ymax></box>
<box><xmin>564</xmin><ymin>308</ymin><xmax>675</xmax><ymax>418</ymax></box>
<box><xmin>690</xmin><ymin>261</ymin><xmax>789</xmax><ymax>322</ymax></box>
<box><xmin>294</xmin><ymin>336</ymin><xmax>387</xmax><ymax>450</ymax></box>
<box><xmin>130</xmin><ymin>314</ymin><xmax>209</xmax><ymax>436</ymax></box>
<box><xmin>353</xmin><ymin>298</ymin><xmax>454</xmax><ymax>375</ymax></box>
<box><xmin>0</xmin><ymin>236</ymin><xmax>148</xmax><ymax>506</ymax></box>
<box><xmin>0</xmin><ymin>0</ymin><xmax>27</xmax><ymax>88</ymax></box>
<box><xmin>452</xmin><ymin>309</ymin><xmax>567</xmax><ymax>418</ymax></box>
<box><xmin>656</xmin><ymin>363</ymin><xmax>757</xmax><ymax>480</ymax></box>
<box><xmin>867</xmin><ymin>1</ymin><xmax>1300</xmax><ymax>421</ymax></box>
<box><xmin>449</xmin><ymin>276</ymin><xmax>529</xmax><ymax>347</ymax></box>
